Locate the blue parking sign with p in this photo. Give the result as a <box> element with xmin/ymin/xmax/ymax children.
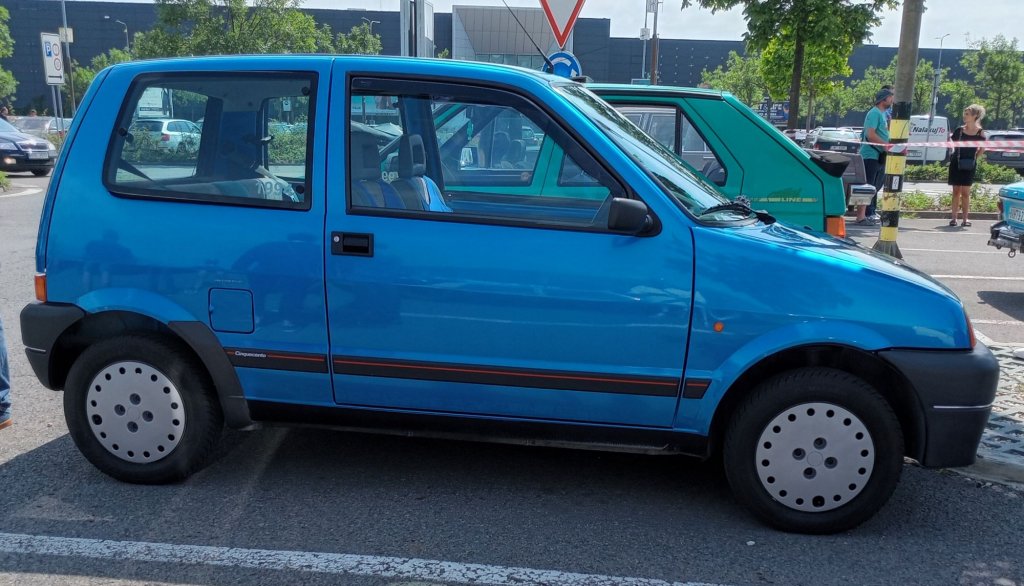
<box><xmin>45</xmin><ymin>42</ymin><xmax>52</xmax><ymax>57</ymax></box>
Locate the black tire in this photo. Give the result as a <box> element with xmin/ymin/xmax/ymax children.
<box><xmin>31</xmin><ymin>169</ymin><xmax>51</xmax><ymax>177</ymax></box>
<box><xmin>723</xmin><ymin>367</ymin><xmax>903</xmax><ymax>534</ymax></box>
<box><xmin>64</xmin><ymin>335</ymin><xmax>224</xmax><ymax>484</ymax></box>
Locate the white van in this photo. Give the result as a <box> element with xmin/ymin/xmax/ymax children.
<box><xmin>907</xmin><ymin>115</ymin><xmax>950</xmax><ymax>164</ymax></box>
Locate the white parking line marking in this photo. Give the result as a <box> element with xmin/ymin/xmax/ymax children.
<box><xmin>0</xmin><ymin>533</ymin><xmax>727</xmax><ymax>586</ymax></box>
<box><xmin>972</xmin><ymin>319</ymin><xmax>1024</xmax><ymax>326</ymax></box>
<box><xmin>902</xmin><ymin>248</ymin><xmax>1004</xmax><ymax>254</ymax></box>
<box><xmin>974</xmin><ymin>330</ymin><xmax>997</xmax><ymax>346</ymax></box>
<box><xmin>932</xmin><ymin>275</ymin><xmax>1024</xmax><ymax>281</ymax></box>
<box><xmin>0</xmin><ymin>188</ymin><xmax>43</xmax><ymax>199</ymax></box>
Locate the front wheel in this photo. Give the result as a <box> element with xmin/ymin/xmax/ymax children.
<box><xmin>64</xmin><ymin>335</ymin><xmax>224</xmax><ymax>484</ymax></box>
<box><xmin>31</xmin><ymin>169</ymin><xmax>51</xmax><ymax>177</ymax></box>
<box><xmin>723</xmin><ymin>367</ymin><xmax>904</xmax><ymax>534</ymax></box>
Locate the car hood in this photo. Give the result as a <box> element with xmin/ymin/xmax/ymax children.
<box><xmin>0</xmin><ymin>130</ymin><xmax>46</xmax><ymax>144</ymax></box>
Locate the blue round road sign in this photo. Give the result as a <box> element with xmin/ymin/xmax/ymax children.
<box><xmin>545</xmin><ymin>51</ymin><xmax>582</xmax><ymax>78</ymax></box>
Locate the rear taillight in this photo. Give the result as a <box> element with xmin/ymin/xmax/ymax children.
<box><xmin>161</xmin><ymin>133</ymin><xmax>171</xmax><ymax>142</ymax></box>
<box><xmin>964</xmin><ymin>309</ymin><xmax>977</xmax><ymax>348</ymax></box>
<box><xmin>34</xmin><ymin>273</ymin><xmax>47</xmax><ymax>302</ymax></box>
<box><xmin>826</xmin><ymin>216</ymin><xmax>847</xmax><ymax>239</ymax></box>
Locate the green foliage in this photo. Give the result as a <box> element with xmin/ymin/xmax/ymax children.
<box><xmin>133</xmin><ymin>0</ymin><xmax>335</xmax><ymax>58</ymax></box>
<box><xmin>977</xmin><ymin>159</ymin><xmax>1021</xmax><ymax>184</ymax></box>
<box><xmin>436</xmin><ymin>48</ymin><xmax>451</xmax><ymax>59</ymax></box>
<box><xmin>969</xmin><ymin>186</ymin><xmax>1000</xmax><ymax>212</ymax></box>
<box><xmin>335</xmin><ymin>23</ymin><xmax>382</xmax><ymax>55</ymax></box>
<box><xmin>900</xmin><ymin>190</ymin><xmax>935</xmax><ymax>210</ymax></box>
<box><xmin>960</xmin><ymin>35</ymin><xmax>1024</xmax><ymax>129</ymax></box>
<box><xmin>761</xmin><ymin>35</ymin><xmax>850</xmax><ymax>125</ymax></box>
<box><xmin>939</xmin><ymin>193</ymin><xmax>952</xmax><ymax>209</ymax></box>
<box><xmin>0</xmin><ymin>7</ymin><xmax>16</xmax><ymax>103</ymax></box>
<box><xmin>940</xmin><ymin>79</ymin><xmax>978</xmax><ymax>127</ymax></box>
<box><xmin>681</xmin><ymin>0</ymin><xmax>895</xmax><ymax>128</ymax></box>
<box><xmin>847</xmin><ymin>57</ymin><xmax>937</xmax><ymax>115</ymax></box>
<box><xmin>64</xmin><ymin>48</ymin><xmax>132</xmax><ymax>109</ymax></box>
<box><xmin>267</xmin><ymin>126</ymin><xmax>307</xmax><ymax>165</ymax></box>
<box><xmin>903</xmin><ymin>162</ymin><xmax>946</xmax><ymax>182</ymax></box>
<box><xmin>0</xmin><ymin>171</ymin><xmax>9</xmax><ymax>191</ymax></box>
<box><xmin>701</xmin><ymin>51</ymin><xmax>766</xmax><ymax>107</ymax></box>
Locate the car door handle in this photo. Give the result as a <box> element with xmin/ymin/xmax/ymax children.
<box><xmin>332</xmin><ymin>232</ymin><xmax>374</xmax><ymax>257</ymax></box>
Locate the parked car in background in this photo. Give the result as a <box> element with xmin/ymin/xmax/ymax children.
<box><xmin>806</xmin><ymin>127</ymin><xmax>861</xmax><ymax>154</ymax></box>
<box><xmin>984</xmin><ymin>130</ymin><xmax>1024</xmax><ymax>176</ymax></box>
<box><xmin>782</xmin><ymin>128</ymin><xmax>808</xmax><ymax>144</ymax></box>
<box><xmin>12</xmin><ymin>116</ymin><xmax>74</xmax><ymax>140</ymax></box>
<box><xmin>906</xmin><ymin>115</ymin><xmax>950</xmax><ymax>165</ymax></box>
<box><xmin>128</xmin><ymin>118</ymin><xmax>202</xmax><ymax>152</ymax></box>
<box><xmin>590</xmin><ymin>84</ymin><xmax>849</xmax><ymax>236</ymax></box>
<box><xmin>0</xmin><ymin>117</ymin><xmax>58</xmax><ymax>176</ymax></box>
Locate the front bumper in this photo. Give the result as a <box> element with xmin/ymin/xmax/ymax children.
<box><xmin>0</xmin><ymin>151</ymin><xmax>57</xmax><ymax>172</ymax></box>
<box><xmin>880</xmin><ymin>344</ymin><xmax>999</xmax><ymax>468</ymax></box>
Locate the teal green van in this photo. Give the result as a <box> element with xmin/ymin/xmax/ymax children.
<box><xmin>589</xmin><ymin>84</ymin><xmax>850</xmax><ymax>238</ymax></box>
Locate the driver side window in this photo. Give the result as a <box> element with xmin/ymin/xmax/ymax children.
<box><xmin>349</xmin><ymin>78</ymin><xmax>626</xmax><ymax>229</ymax></box>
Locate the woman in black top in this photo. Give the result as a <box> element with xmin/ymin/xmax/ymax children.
<box><xmin>948</xmin><ymin>104</ymin><xmax>986</xmax><ymax>227</ymax></box>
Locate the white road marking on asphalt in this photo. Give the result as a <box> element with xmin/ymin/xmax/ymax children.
<box><xmin>974</xmin><ymin>330</ymin><xmax>997</xmax><ymax>346</ymax></box>
<box><xmin>0</xmin><ymin>533</ymin><xmax>727</xmax><ymax>586</ymax></box>
<box><xmin>972</xmin><ymin>319</ymin><xmax>1024</xmax><ymax>326</ymax></box>
<box><xmin>902</xmin><ymin>248</ymin><xmax>1004</xmax><ymax>254</ymax></box>
<box><xmin>932</xmin><ymin>275</ymin><xmax>1024</xmax><ymax>281</ymax></box>
<box><xmin>0</xmin><ymin>188</ymin><xmax>43</xmax><ymax>199</ymax></box>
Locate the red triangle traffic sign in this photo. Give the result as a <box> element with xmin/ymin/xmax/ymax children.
<box><xmin>539</xmin><ymin>0</ymin><xmax>587</xmax><ymax>49</ymax></box>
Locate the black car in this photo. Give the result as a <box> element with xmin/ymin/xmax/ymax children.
<box><xmin>808</xmin><ymin>127</ymin><xmax>861</xmax><ymax>154</ymax></box>
<box><xmin>0</xmin><ymin>117</ymin><xmax>58</xmax><ymax>176</ymax></box>
<box><xmin>984</xmin><ymin>130</ymin><xmax>1024</xmax><ymax>176</ymax></box>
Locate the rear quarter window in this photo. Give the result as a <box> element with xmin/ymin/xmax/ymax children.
<box><xmin>104</xmin><ymin>72</ymin><xmax>317</xmax><ymax>210</ymax></box>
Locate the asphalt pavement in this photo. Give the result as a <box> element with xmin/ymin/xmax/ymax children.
<box><xmin>2</xmin><ymin>173</ymin><xmax>1024</xmax><ymax>586</ymax></box>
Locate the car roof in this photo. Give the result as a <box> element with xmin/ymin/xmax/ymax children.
<box><xmin>587</xmin><ymin>83</ymin><xmax>725</xmax><ymax>100</ymax></box>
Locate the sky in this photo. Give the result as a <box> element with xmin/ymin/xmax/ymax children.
<box><xmin>74</xmin><ymin>0</ymin><xmax>1018</xmax><ymax>49</ymax></box>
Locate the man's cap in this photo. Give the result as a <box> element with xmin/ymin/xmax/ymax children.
<box><xmin>875</xmin><ymin>88</ymin><xmax>894</xmax><ymax>103</ymax></box>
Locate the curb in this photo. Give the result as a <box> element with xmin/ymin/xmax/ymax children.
<box><xmin>844</xmin><ymin>211</ymin><xmax>999</xmax><ymax>220</ymax></box>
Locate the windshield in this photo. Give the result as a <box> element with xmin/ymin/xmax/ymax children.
<box><xmin>821</xmin><ymin>130</ymin><xmax>858</xmax><ymax>141</ymax></box>
<box><xmin>0</xmin><ymin>119</ymin><xmax>18</xmax><ymax>133</ymax></box>
<box><xmin>15</xmin><ymin>118</ymin><xmax>50</xmax><ymax>130</ymax></box>
<box><xmin>554</xmin><ymin>84</ymin><xmax>740</xmax><ymax>220</ymax></box>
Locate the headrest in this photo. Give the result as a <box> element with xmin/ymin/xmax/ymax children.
<box><xmin>351</xmin><ymin>131</ymin><xmax>383</xmax><ymax>181</ymax></box>
<box><xmin>399</xmin><ymin>134</ymin><xmax>426</xmax><ymax>178</ymax></box>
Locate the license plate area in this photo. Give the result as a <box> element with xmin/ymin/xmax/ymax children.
<box><xmin>1008</xmin><ymin>206</ymin><xmax>1024</xmax><ymax>225</ymax></box>
<box><xmin>27</xmin><ymin>151</ymin><xmax>48</xmax><ymax>160</ymax></box>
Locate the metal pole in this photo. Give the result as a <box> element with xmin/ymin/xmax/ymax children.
<box><xmin>641</xmin><ymin>11</ymin><xmax>649</xmax><ymax>80</ymax></box>
<box><xmin>873</xmin><ymin>0</ymin><xmax>924</xmax><ymax>259</ymax></box>
<box><xmin>60</xmin><ymin>0</ymin><xmax>76</xmax><ymax>116</ymax></box>
<box><xmin>928</xmin><ymin>34</ymin><xmax>948</xmax><ymax>140</ymax></box>
<box><xmin>649</xmin><ymin>0</ymin><xmax>660</xmax><ymax>85</ymax></box>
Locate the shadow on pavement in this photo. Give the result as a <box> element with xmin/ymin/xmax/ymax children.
<box><xmin>978</xmin><ymin>290</ymin><xmax>1024</xmax><ymax>322</ymax></box>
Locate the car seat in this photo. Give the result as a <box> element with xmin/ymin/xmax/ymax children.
<box><xmin>350</xmin><ymin>131</ymin><xmax>404</xmax><ymax>209</ymax></box>
<box><xmin>391</xmin><ymin>134</ymin><xmax>452</xmax><ymax>212</ymax></box>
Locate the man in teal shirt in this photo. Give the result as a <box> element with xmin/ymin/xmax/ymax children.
<box><xmin>855</xmin><ymin>88</ymin><xmax>894</xmax><ymax>225</ymax></box>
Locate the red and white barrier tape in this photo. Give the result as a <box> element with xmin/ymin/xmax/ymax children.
<box><xmin>824</xmin><ymin>138</ymin><xmax>1024</xmax><ymax>152</ymax></box>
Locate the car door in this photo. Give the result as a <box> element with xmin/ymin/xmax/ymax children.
<box><xmin>325</xmin><ymin>67</ymin><xmax>693</xmax><ymax>427</ymax></box>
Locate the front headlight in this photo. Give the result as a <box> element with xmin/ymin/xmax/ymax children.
<box><xmin>45</xmin><ymin>141</ymin><xmax>56</xmax><ymax>150</ymax></box>
<box><xmin>0</xmin><ymin>142</ymin><xmax>16</xmax><ymax>150</ymax></box>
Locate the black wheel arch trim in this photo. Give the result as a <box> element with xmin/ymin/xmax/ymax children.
<box><xmin>20</xmin><ymin>302</ymin><xmax>252</xmax><ymax>429</ymax></box>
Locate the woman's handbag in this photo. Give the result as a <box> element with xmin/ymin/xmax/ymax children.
<box><xmin>955</xmin><ymin>154</ymin><xmax>976</xmax><ymax>171</ymax></box>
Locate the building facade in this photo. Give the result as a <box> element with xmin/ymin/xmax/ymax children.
<box><xmin>2</xmin><ymin>0</ymin><xmax>968</xmax><ymax>126</ymax></box>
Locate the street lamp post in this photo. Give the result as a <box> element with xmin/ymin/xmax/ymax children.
<box><xmin>104</xmin><ymin>15</ymin><xmax>130</xmax><ymax>53</ymax></box>
<box><xmin>928</xmin><ymin>33</ymin><xmax>950</xmax><ymax>133</ymax></box>
<box><xmin>640</xmin><ymin>8</ymin><xmax>650</xmax><ymax>80</ymax></box>
<box><xmin>361</xmin><ymin>17</ymin><xmax>380</xmax><ymax>35</ymax></box>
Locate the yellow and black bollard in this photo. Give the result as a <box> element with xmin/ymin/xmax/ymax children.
<box><xmin>873</xmin><ymin>101</ymin><xmax>911</xmax><ymax>259</ymax></box>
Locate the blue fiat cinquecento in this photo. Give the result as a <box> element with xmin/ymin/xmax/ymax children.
<box><xmin>22</xmin><ymin>55</ymin><xmax>997</xmax><ymax>534</ymax></box>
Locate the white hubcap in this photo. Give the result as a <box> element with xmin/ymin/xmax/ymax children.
<box><xmin>86</xmin><ymin>361</ymin><xmax>185</xmax><ymax>463</ymax></box>
<box><xmin>755</xmin><ymin>402</ymin><xmax>874</xmax><ymax>513</ymax></box>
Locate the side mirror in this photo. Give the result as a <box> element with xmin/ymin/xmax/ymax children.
<box><xmin>608</xmin><ymin>198</ymin><xmax>653</xmax><ymax>234</ymax></box>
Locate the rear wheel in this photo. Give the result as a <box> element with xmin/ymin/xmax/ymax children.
<box><xmin>723</xmin><ymin>367</ymin><xmax>903</xmax><ymax>533</ymax></box>
<box><xmin>64</xmin><ymin>335</ymin><xmax>224</xmax><ymax>484</ymax></box>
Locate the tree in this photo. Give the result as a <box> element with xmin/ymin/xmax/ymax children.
<box><xmin>681</xmin><ymin>0</ymin><xmax>895</xmax><ymax>129</ymax></box>
<box><xmin>939</xmin><ymin>79</ymin><xmax>978</xmax><ymax>128</ymax></box>
<box><xmin>761</xmin><ymin>35</ymin><xmax>851</xmax><ymax>128</ymax></box>
<box><xmin>63</xmin><ymin>48</ymin><xmax>132</xmax><ymax>109</ymax></box>
<box><xmin>335</xmin><ymin>23</ymin><xmax>382</xmax><ymax>55</ymax></box>
<box><xmin>0</xmin><ymin>7</ymin><xmax>16</xmax><ymax>104</ymax></box>
<box><xmin>133</xmin><ymin>0</ymin><xmax>335</xmax><ymax>59</ymax></box>
<box><xmin>960</xmin><ymin>35</ymin><xmax>1024</xmax><ymax>129</ymax></box>
<box><xmin>847</xmin><ymin>57</ymin><xmax>937</xmax><ymax>118</ymax></box>
<box><xmin>700</xmin><ymin>50</ymin><xmax>766</xmax><ymax>107</ymax></box>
